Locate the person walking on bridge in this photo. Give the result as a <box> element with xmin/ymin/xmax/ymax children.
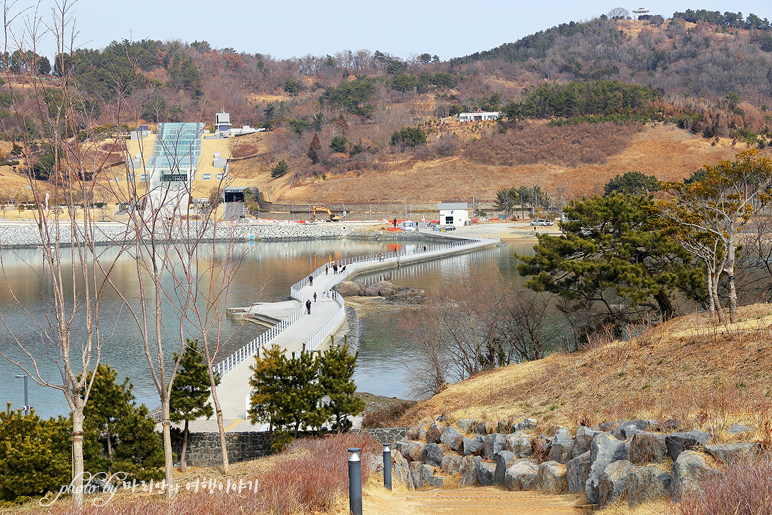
<box><xmin>306</xmin><ymin>299</ymin><xmax>312</xmax><ymax>314</ymax></box>
<box><xmin>309</xmin><ymin>275</ymin><xmax>314</xmax><ymax>286</ymax></box>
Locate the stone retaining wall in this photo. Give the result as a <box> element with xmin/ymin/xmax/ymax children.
<box><xmin>178</xmin><ymin>427</ymin><xmax>406</xmax><ymax>467</ymax></box>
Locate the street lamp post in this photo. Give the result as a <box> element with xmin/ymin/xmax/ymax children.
<box><xmin>15</xmin><ymin>375</ymin><xmax>29</xmax><ymax>415</ymax></box>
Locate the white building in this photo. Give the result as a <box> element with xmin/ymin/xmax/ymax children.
<box><xmin>437</xmin><ymin>202</ymin><xmax>469</xmax><ymax>227</ymax></box>
<box><xmin>459</xmin><ymin>111</ymin><xmax>500</xmax><ymax>122</ymax></box>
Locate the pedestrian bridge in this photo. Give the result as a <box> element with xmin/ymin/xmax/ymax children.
<box><xmin>199</xmin><ymin>231</ymin><xmax>500</xmax><ymax>431</ymax></box>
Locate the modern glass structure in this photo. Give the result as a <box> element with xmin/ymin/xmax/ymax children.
<box><xmin>148</xmin><ymin>122</ymin><xmax>204</xmax><ymax>187</ymax></box>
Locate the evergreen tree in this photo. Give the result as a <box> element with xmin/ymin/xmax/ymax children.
<box><xmin>270</xmin><ymin>160</ymin><xmax>288</xmax><ymax>178</ymax></box>
<box><xmin>112</xmin><ymin>404</ymin><xmax>165</xmax><ymax>481</ymax></box>
<box><xmin>307</xmin><ymin>133</ymin><xmax>321</xmax><ymax>164</ymax></box>
<box><xmin>248</xmin><ymin>345</ymin><xmax>326</xmax><ymax>451</ymax></box>
<box><xmin>319</xmin><ymin>337</ymin><xmax>365</xmax><ymax>433</ymax></box>
<box><xmin>329</xmin><ymin>135</ymin><xmax>348</xmax><ymax>154</ymax></box>
<box><xmin>81</xmin><ymin>364</ymin><xmax>134</xmax><ymax>463</ymax></box>
<box><xmin>170</xmin><ymin>339</ymin><xmax>217</xmax><ymax>472</ymax></box>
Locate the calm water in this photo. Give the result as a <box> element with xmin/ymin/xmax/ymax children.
<box><xmin>0</xmin><ymin>239</ymin><xmax>534</xmax><ymax>417</ymax></box>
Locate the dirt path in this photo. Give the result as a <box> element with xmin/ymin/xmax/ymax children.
<box><xmin>363</xmin><ymin>486</ymin><xmax>588</xmax><ymax>515</ymax></box>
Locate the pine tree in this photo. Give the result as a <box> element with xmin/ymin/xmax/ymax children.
<box><xmin>320</xmin><ymin>337</ymin><xmax>365</xmax><ymax>433</ymax></box>
<box><xmin>170</xmin><ymin>339</ymin><xmax>217</xmax><ymax>472</ymax></box>
<box><xmin>81</xmin><ymin>364</ymin><xmax>134</xmax><ymax>463</ymax></box>
<box><xmin>307</xmin><ymin>133</ymin><xmax>321</xmax><ymax>164</ymax></box>
<box><xmin>248</xmin><ymin>345</ymin><xmax>326</xmax><ymax>451</ymax></box>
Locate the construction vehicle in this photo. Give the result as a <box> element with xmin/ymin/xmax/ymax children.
<box><xmin>312</xmin><ymin>206</ymin><xmax>342</xmax><ymax>222</ymax></box>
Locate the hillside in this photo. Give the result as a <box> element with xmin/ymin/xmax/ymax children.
<box><xmin>395</xmin><ymin>304</ymin><xmax>772</xmax><ymax>442</ymax></box>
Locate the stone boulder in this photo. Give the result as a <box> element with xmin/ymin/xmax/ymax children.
<box><xmin>409</xmin><ymin>462</ymin><xmax>435</xmax><ymax>489</ymax></box>
<box><xmin>475</xmin><ymin>421</ymin><xmax>488</xmax><ymax>435</ymax></box>
<box><xmin>406</xmin><ymin>426</ymin><xmax>421</xmax><ymax>441</ymax></box>
<box><xmin>333</xmin><ymin>281</ymin><xmax>364</xmax><ymax>296</ymax></box>
<box><xmin>672</xmin><ymin>450</ymin><xmax>716</xmax><ymax>500</ymax></box>
<box><xmin>494</xmin><ymin>451</ymin><xmax>518</xmax><ymax>486</ymax></box>
<box><xmin>484</xmin><ymin>433</ymin><xmax>507</xmax><ymax>460</ymax></box>
<box><xmin>627</xmin><ymin>432</ymin><xmax>668</xmax><ymax>464</ymax></box>
<box><xmin>460</xmin><ymin>456</ymin><xmax>481</xmax><ymax>486</ymax></box>
<box><xmin>505</xmin><ymin>435</ymin><xmax>533</xmax><ymax>457</ymax></box>
<box><xmin>613</xmin><ymin>420</ymin><xmax>651</xmax><ymax>441</ymax></box>
<box><xmin>422</xmin><ymin>443</ymin><xmax>443</xmax><ymax>467</ymax></box>
<box><xmin>586</xmin><ymin>433</ymin><xmax>627</xmax><ymax>504</ymax></box>
<box><xmin>406</xmin><ymin>441</ymin><xmax>426</xmax><ymax>462</ymax></box>
<box><xmin>475</xmin><ymin>460</ymin><xmax>497</xmax><ymax>486</ymax></box>
<box><xmin>625</xmin><ymin>465</ymin><xmax>672</xmax><ymax>507</ymax></box>
<box><xmin>392</xmin><ymin>450</ymin><xmax>413</xmax><ymax>489</ymax></box>
<box><xmin>440</xmin><ymin>455</ymin><xmax>463</xmax><ymax>475</ymax></box>
<box><xmin>364</xmin><ymin>280</ymin><xmax>396</xmax><ymax>297</ymax></box>
<box><xmin>463</xmin><ymin>436</ymin><xmax>485</xmax><ymax>456</ymax></box>
<box><xmin>504</xmin><ymin>459</ymin><xmax>539</xmax><ymax>491</ymax></box>
<box><xmin>549</xmin><ymin>428</ymin><xmax>574</xmax><ymax>464</ymax></box>
<box><xmin>426</xmin><ymin>423</ymin><xmax>443</xmax><ymax>444</ymax></box>
<box><xmin>428</xmin><ymin>475</ymin><xmax>444</xmax><ymax>488</ymax></box>
<box><xmin>457</xmin><ymin>419</ymin><xmax>476</xmax><ymax>433</ymax></box>
<box><xmin>394</xmin><ymin>438</ymin><xmax>410</xmax><ymax>458</ymax></box>
<box><xmin>727</xmin><ymin>424</ymin><xmax>754</xmax><ymax>434</ymax></box>
<box><xmin>571</xmin><ymin>426</ymin><xmax>601</xmax><ymax>459</ymax></box>
<box><xmin>665</xmin><ymin>431</ymin><xmax>710</xmax><ymax>460</ymax></box>
<box><xmin>704</xmin><ymin>442</ymin><xmax>760</xmax><ymax>464</ymax></box>
<box><xmin>440</xmin><ymin>426</ymin><xmax>464</xmax><ymax>452</ymax></box>
<box><xmin>522</xmin><ymin>418</ymin><xmax>538</xmax><ymax>430</ymax></box>
<box><xmin>599</xmin><ymin>460</ymin><xmax>635</xmax><ymax>508</ymax></box>
<box><xmin>566</xmin><ymin>451</ymin><xmax>591</xmax><ymax>493</ymax></box>
<box><xmin>537</xmin><ymin>461</ymin><xmax>567</xmax><ymax>493</ymax></box>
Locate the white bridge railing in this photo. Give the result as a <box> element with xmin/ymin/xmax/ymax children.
<box><xmin>213</xmin><ymin>231</ymin><xmax>499</xmax><ymax>377</ymax></box>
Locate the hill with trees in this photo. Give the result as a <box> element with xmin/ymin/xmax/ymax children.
<box><xmin>1</xmin><ymin>10</ymin><xmax>772</xmax><ymax>206</ymax></box>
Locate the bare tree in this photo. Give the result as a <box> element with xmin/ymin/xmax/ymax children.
<box><xmin>0</xmin><ymin>1</ymin><xmax>128</xmax><ymax>507</ymax></box>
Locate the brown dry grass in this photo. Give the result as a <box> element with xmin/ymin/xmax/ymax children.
<box><xmin>273</xmin><ymin>124</ymin><xmax>749</xmax><ymax>204</ymax></box>
<box><xmin>396</xmin><ymin>304</ymin><xmax>772</xmax><ymax>440</ymax></box>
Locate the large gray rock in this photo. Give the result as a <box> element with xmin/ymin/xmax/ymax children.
<box><xmin>475</xmin><ymin>460</ymin><xmax>497</xmax><ymax>486</ymax></box>
<box><xmin>625</xmin><ymin>465</ymin><xmax>672</xmax><ymax>507</ymax></box>
<box><xmin>522</xmin><ymin>418</ymin><xmax>538</xmax><ymax>429</ymax></box>
<box><xmin>494</xmin><ymin>451</ymin><xmax>518</xmax><ymax>486</ymax></box>
<box><xmin>440</xmin><ymin>454</ymin><xmax>463</xmax><ymax>476</ymax></box>
<box><xmin>613</xmin><ymin>420</ymin><xmax>651</xmax><ymax>441</ymax></box>
<box><xmin>406</xmin><ymin>426</ymin><xmax>421</xmax><ymax>441</ymax></box>
<box><xmin>463</xmin><ymin>436</ymin><xmax>485</xmax><ymax>456</ymax></box>
<box><xmin>364</xmin><ymin>280</ymin><xmax>396</xmax><ymax>297</ymax></box>
<box><xmin>504</xmin><ymin>459</ymin><xmax>539</xmax><ymax>491</ymax></box>
<box><xmin>506</xmin><ymin>435</ymin><xmax>533</xmax><ymax>457</ymax></box>
<box><xmin>394</xmin><ymin>438</ymin><xmax>410</xmax><ymax>458</ymax></box>
<box><xmin>426</xmin><ymin>423</ymin><xmax>444</xmax><ymax>444</ymax></box>
<box><xmin>586</xmin><ymin>433</ymin><xmax>627</xmax><ymax>504</ymax></box>
<box><xmin>727</xmin><ymin>424</ymin><xmax>754</xmax><ymax>434</ymax></box>
<box><xmin>460</xmin><ymin>456</ymin><xmax>481</xmax><ymax>486</ymax></box>
<box><xmin>665</xmin><ymin>431</ymin><xmax>710</xmax><ymax>460</ymax></box>
<box><xmin>475</xmin><ymin>421</ymin><xmax>488</xmax><ymax>435</ymax></box>
<box><xmin>572</xmin><ymin>427</ymin><xmax>601</xmax><ymax>459</ymax></box>
<box><xmin>392</xmin><ymin>450</ymin><xmax>413</xmax><ymax>489</ymax></box>
<box><xmin>484</xmin><ymin>433</ymin><xmax>507</xmax><ymax>460</ymax></box>
<box><xmin>628</xmin><ymin>432</ymin><xmax>668</xmax><ymax>464</ymax></box>
<box><xmin>704</xmin><ymin>442</ymin><xmax>760</xmax><ymax>464</ymax></box>
<box><xmin>406</xmin><ymin>441</ymin><xmax>426</xmax><ymax>462</ymax></box>
<box><xmin>566</xmin><ymin>451</ymin><xmax>591</xmax><ymax>493</ymax></box>
<box><xmin>537</xmin><ymin>461</ymin><xmax>567</xmax><ymax>493</ymax></box>
<box><xmin>409</xmin><ymin>462</ymin><xmax>436</xmax><ymax>489</ymax></box>
<box><xmin>672</xmin><ymin>450</ymin><xmax>715</xmax><ymax>500</ymax></box>
<box><xmin>457</xmin><ymin>419</ymin><xmax>476</xmax><ymax>433</ymax></box>
<box><xmin>422</xmin><ymin>443</ymin><xmax>443</xmax><ymax>467</ymax></box>
<box><xmin>550</xmin><ymin>428</ymin><xmax>574</xmax><ymax>464</ymax></box>
<box><xmin>334</xmin><ymin>281</ymin><xmax>365</xmax><ymax>296</ymax></box>
<box><xmin>428</xmin><ymin>475</ymin><xmax>444</xmax><ymax>488</ymax></box>
<box><xmin>440</xmin><ymin>426</ymin><xmax>464</xmax><ymax>452</ymax></box>
<box><xmin>599</xmin><ymin>460</ymin><xmax>635</xmax><ymax>508</ymax></box>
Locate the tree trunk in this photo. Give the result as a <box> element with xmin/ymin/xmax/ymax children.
<box><xmin>706</xmin><ymin>268</ymin><xmax>715</xmax><ymax>316</ymax></box>
<box><xmin>712</xmin><ymin>272</ymin><xmax>726</xmax><ymax>324</ymax></box>
<box><xmin>106</xmin><ymin>424</ymin><xmax>113</xmax><ymax>463</ymax></box>
<box><xmin>727</xmin><ymin>245</ymin><xmax>738</xmax><ymax>324</ymax></box>
<box><xmin>72</xmin><ymin>407</ymin><xmax>85</xmax><ymax>508</ymax></box>
<box><xmin>654</xmin><ymin>289</ymin><xmax>675</xmax><ymax>320</ymax></box>
<box><xmin>181</xmin><ymin>420</ymin><xmax>189</xmax><ymax>473</ymax></box>
<box><xmin>209</xmin><ymin>367</ymin><xmax>229</xmax><ymax>473</ymax></box>
<box><xmin>161</xmin><ymin>400</ymin><xmax>175</xmax><ymax>499</ymax></box>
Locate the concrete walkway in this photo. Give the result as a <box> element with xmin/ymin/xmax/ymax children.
<box><xmin>188</xmin><ymin>230</ymin><xmax>499</xmax><ymax>433</ymax></box>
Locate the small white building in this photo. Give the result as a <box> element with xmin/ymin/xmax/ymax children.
<box><xmin>215</xmin><ymin>112</ymin><xmax>231</xmax><ymax>137</ymax></box>
<box><xmin>437</xmin><ymin>202</ymin><xmax>469</xmax><ymax>227</ymax></box>
<box><xmin>459</xmin><ymin>111</ymin><xmax>499</xmax><ymax>122</ymax></box>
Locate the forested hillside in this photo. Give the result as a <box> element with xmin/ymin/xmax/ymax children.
<box><xmin>1</xmin><ymin>9</ymin><xmax>772</xmax><ymax>204</ymax></box>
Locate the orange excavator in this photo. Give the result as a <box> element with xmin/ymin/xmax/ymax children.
<box><xmin>312</xmin><ymin>205</ymin><xmax>342</xmax><ymax>222</ymax></box>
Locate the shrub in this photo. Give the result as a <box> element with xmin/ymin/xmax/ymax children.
<box><xmin>270</xmin><ymin>160</ymin><xmax>288</xmax><ymax>178</ymax></box>
<box><xmin>390</xmin><ymin>126</ymin><xmax>427</xmax><ymax>147</ymax></box>
<box><xmin>671</xmin><ymin>455</ymin><xmax>772</xmax><ymax>515</ymax></box>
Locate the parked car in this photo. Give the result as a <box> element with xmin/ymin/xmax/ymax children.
<box><xmin>441</xmin><ymin>225</ymin><xmax>456</xmax><ymax>231</ymax></box>
<box><xmin>530</xmin><ymin>219</ymin><xmax>554</xmax><ymax>226</ymax></box>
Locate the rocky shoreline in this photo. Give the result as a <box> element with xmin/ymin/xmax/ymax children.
<box><xmin>0</xmin><ymin>221</ymin><xmax>449</xmax><ymax>249</ymax></box>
